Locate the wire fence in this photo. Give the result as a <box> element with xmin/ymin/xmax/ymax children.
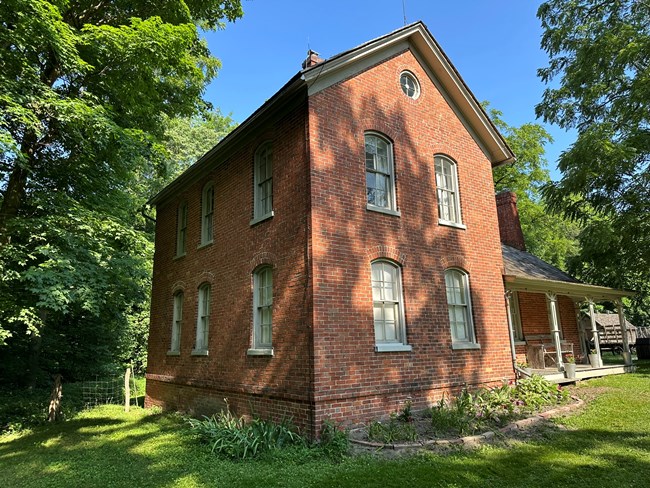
<box><xmin>80</xmin><ymin>369</ymin><xmax>139</xmax><ymax>409</ymax></box>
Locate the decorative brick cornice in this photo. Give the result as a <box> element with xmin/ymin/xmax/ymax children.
<box><xmin>250</xmin><ymin>251</ymin><xmax>276</xmax><ymax>271</ymax></box>
<box><xmin>440</xmin><ymin>255</ymin><xmax>471</xmax><ymax>272</ymax></box>
<box><xmin>365</xmin><ymin>245</ymin><xmax>407</xmax><ymax>265</ymax></box>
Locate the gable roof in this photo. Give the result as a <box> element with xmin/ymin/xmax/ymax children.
<box><xmin>502</xmin><ymin>244</ymin><xmax>633</xmax><ymax>300</ymax></box>
<box><xmin>150</xmin><ymin>21</ymin><xmax>515</xmax><ymax>206</ymax></box>
<box><xmin>587</xmin><ymin>313</ymin><xmax>636</xmax><ymax>329</ymax></box>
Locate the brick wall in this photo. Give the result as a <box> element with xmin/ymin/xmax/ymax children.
<box><xmin>146</xmin><ymin>98</ymin><xmax>316</xmax><ymax>433</ymax></box>
<box><xmin>307</xmin><ymin>49</ymin><xmax>513</xmax><ymax>430</ymax></box>
<box><xmin>514</xmin><ymin>292</ymin><xmax>584</xmax><ymax>362</ymax></box>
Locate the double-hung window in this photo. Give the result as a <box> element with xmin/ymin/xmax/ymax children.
<box><xmin>434</xmin><ymin>155</ymin><xmax>463</xmax><ymax>226</ymax></box>
<box><xmin>365</xmin><ymin>133</ymin><xmax>398</xmax><ymax>214</ymax></box>
<box><xmin>193</xmin><ymin>284</ymin><xmax>211</xmax><ymax>354</ymax></box>
<box><xmin>169</xmin><ymin>292</ymin><xmax>183</xmax><ymax>354</ymax></box>
<box><xmin>252</xmin><ymin>143</ymin><xmax>273</xmax><ymax>223</ymax></box>
<box><xmin>249</xmin><ymin>266</ymin><xmax>273</xmax><ymax>355</ymax></box>
<box><xmin>176</xmin><ymin>203</ymin><xmax>187</xmax><ymax>256</ymax></box>
<box><xmin>201</xmin><ymin>183</ymin><xmax>214</xmax><ymax>245</ymax></box>
<box><xmin>445</xmin><ymin>269</ymin><xmax>478</xmax><ymax>348</ymax></box>
<box><xmin>371</xmin><ymin>260</ymin><xmax>410</xmax><ymax>352</ymax></box>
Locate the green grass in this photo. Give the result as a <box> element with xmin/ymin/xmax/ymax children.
<box><xmin>2</xmin><ymin>363</ymin><xmax>649</xmax><ymax>487</ymax></box>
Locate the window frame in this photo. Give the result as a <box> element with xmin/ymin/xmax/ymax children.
<box><xmin>365</xmin><ymin>132</ymin><xmax>400</xmax><ymax>216</ymax></box>
<box><xmin>434</xmin><ymin>155</ymin><xmax>464</xmax><ymax>228</ymax></box>
<box><xmin>370</xmin><ymin>259</ymin><xmax>411</xmax><ymax>352</ymax></box>
<box><xmin>200</xmin><ymin>182</ymin><xmax>214</xmax><ymax>246</ymax></box>
<box><xmin>445</xmin><ymin>268</ymin><xmax>479</xmax><ymax>349</ymax></box>
<box><xmin>399</xmin><ymin>71</ymin><xmax>421</xmax><ymax>100</ymax></box>
<box><xmin>168</xmin><ymin>291</ymin><xmax>183</xmax><ymax>355</ymax></box>
<box><xmin>176</xmin><ymin>202</ymin><xmax>188</xmax><ymax>257</ymax></box>
<box><xmin>248</xmin><ymin>266</ymin><xmax>274</xmax><ymax>356</ymax></box>
<box><xmin>193</xmin><ymin>283</ymin><xmax>211</xmax><ymax>355</ymax></box>
<box><xmin>509</xmin><ymin>291</ymin><xmax>525</xmax><ymax>342</ymax></box>
<box><xmin>251</xmin><ymin>142</ymin><xmax>274</xmax><ymax>225</ymax></box>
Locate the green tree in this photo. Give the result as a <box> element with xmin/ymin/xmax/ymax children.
<box><xmin>489</xmin><ymin>106</ymin><xmax>580</xmax><ymax>269</ymax></box>
<box><xmin>0</xmin><ymin>0</ymin><xmax>243</xmax><ymax>385</ymax></box>
<box><xmin>536</xmin><ymin>0</ymin><xmax>649</xmax><ymax>325</ymax></box>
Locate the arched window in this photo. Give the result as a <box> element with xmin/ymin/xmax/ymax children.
<box><xmin>253</xmin><ymin>142</ymin><xmax>273</xmax><ymax>222</ymax></box>
<box><xmin>249</xmin><ymin>266</ymin><xmax>273</xmax><ymax>354</ymax></box>
<box><xmin>201</xmin><ymin>183</ymin><xmax>214</xmax><ymax>245</ymax></box>
<box><xmin>434</xmin><ymin>155</ymin><xmax>462</xmax><ymax>225</ymax></box>
<box><xmin>169</xmin><ymin>291</ymin><xmax>183</xmax><ymax>353</ymax></box>
<box><xmin>444</xmin><ymin>269</ymin><xmax>477</xmax><ymax>346</ymax></box>
<box><xmin>176</xmin><ymin>202</ymin><xmax>187</xmax><ymax>256</ymax></box>
<box><xmin>365</xmin><ymin>133</ymin><xmax>397</xmax><ymax>213</ymax></box>
<box><xmin>371</xmin><ymin>260</ymin><xmax>410</xmax><ymax>352</ymax></box>
<box><xmin>194</xmin><ymin>283</ymin><xmax>211</xmax><ymax>353</ymax></box>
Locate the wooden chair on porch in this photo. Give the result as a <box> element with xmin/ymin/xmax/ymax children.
<box><xmin>525</xmin><ymin>334</ymin><xmax>574</xmax><ymax>369</ymax></box>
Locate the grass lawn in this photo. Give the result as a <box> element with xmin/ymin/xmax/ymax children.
<box><xmin>1</xmin><ymin>362</ymin><xmax>649</xmax><ymax>487</ymax></box>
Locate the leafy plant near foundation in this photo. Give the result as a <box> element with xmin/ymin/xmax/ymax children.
<box><xmin>318</xmin><ymin>419</ymin><xmax>350</xmax><ymax>461</ymax></box>
<box><xmin>187</xmin><ymin>403</ymin><xmax>303</xmax><ymax>460</ymax></box>
<box><xmin>367</xmin><ymin>413</ymin><xmax>418</xmax><ymax>443</ymax></box>
<box><xmin>426</xmin><ymin>375</ymin><xmax>571</xmax><ymax>437</ymax></box>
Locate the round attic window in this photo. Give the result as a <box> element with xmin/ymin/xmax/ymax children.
<box><xmin>400</xmin><ymin>71</ymin><xmax>420</xmax><ymax>99</ymax></box>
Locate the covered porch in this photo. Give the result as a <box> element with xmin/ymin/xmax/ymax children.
<box><xmin>502</xmin><ymin>245</ymin><xmax>635</xmax><ymax>380</ymax></box>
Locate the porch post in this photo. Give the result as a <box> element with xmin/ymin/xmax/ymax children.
<box><xmin>546</xmin><ymin>293</ymin><xmax>564</xmax><ymax>371</ymax></box>
<box><xmin>617</xmin><ymin>300</ymin><xmax>632</xmax><ymax>365</ymax></box>
<box><xmin>505</xmin><ymin>290</ymin><xmax>517</xmax><ymax>371</ymax></box>
<box><xmin>587</xmin><ymin>299</ymin><xmax>603</xmax><ymax>368</ymax></box>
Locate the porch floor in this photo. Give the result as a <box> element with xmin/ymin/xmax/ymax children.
<box><xmin>529</xmin><ymin>364</ymin><xmax>635</xmax><ymax>384</ymax></box>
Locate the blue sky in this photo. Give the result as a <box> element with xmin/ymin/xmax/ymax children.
<box><xmin>203</xmin><ymin>0</ymin><xmax>573</xmax><ymax>179</ymax></box>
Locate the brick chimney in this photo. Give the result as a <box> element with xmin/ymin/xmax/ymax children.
<box><xmin>302</xmin><ymin>49</ymin><xmax>324</xmax><ymax>69</ymax></box>
<box><xmin>495</xmin><ymin>191</ymin><xmax>526</xmax><ymax>251</ymax></box>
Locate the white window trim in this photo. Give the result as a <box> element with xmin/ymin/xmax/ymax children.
<box><xmin>365</xmin><ymin>132</ymin><xmax>398</xmax><ymax>213</ymax></box>
<box><xmin>509</xmin><ymin>291</ymin><xmax>525</xmax><ymax>342</ymax></box>
<box><xmin>176</xmin><ymin>203</ymin><xmax>187</xmax><ymax>257</ymax></box>
<box><xmin>193</xmin><ymin>284</ymin><xmax>210</xmax><ymax>354</ymax></box>
<box><xmin>249</xmin><ymin>266</ymin><xmax>273</xmax><ymax>355</ymax></box>
<box><xmin>251</xmin><ymin>142</ymin><xmax>274</xmax><ymax>224</ymax></box>
<box><xmin>200</xmin><ymin>182</ymin><xmax>214</xmax><ymax>246</ymax></box>
<box><xmin>445</xmin><ymin>268</ymin><xmax>479</xmax><ymax>347</ymax></box>
<box><xmin>371</xmin><ymin>260</ymin><xmax>410</xmax><ymax>352</ymax></box>
<box><xmin>399</xmin><ymin>70</ymin><xmax>421</xmax><ymax>100</ymax></box>
<box><xmin>168</xmin><ymin>291</ymin><xmax>183</xmax><ymax>354</ymax></box>
<box><xmin>435</xmin><ymin>155</ymin><xmax>463</xmax><ymax>226</ymax></box>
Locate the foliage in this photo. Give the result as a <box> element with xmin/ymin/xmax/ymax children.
<box><xmin>187</xmin><ymin>404</ymin><xmax>304</xmax><ymax>460</ymax></box>
<box><xmin>366</xmin><ymin>413</ymin><xmax>418</xmax><ymax>444</ymax></box>
<box><xmin>489</xmin><ymin>105</ymin><xmax>580</xmax><ymax>270</ymax></box>
<box><xmin>427</xmin><ymin>376</ymin><xmax>570</xmax><ymax>436</ymax></box>
<box><xmin>318</xmin><ymin>419</ymin><xmax>350</xmax><ymax>461</ymax></box>
<box><xmin>0</xmin><ymin>0</ymin><xmax>243</xmax><ymax>384</ymax></box>
<box><xmin>536</xmin><ymin>0</ymin><xmax>650</xmax><ymax>325</ymax></box>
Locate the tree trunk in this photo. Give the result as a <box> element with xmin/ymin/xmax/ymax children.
<box><xmin>0</xmin><ymin>164</ymin><xmax>27</xmax><ymax>244</ymax></box>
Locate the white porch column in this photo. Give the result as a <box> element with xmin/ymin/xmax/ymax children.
<box><xmin>587</xmin><ymin>299</ymin><xmax>603</xmax><ymax>368</ymax></box>
<box><xmin>617</xmin><ymin>300</ymin><xmax>632</xmax><ymax>365</ymax></box>
<box><xmin>546</xmin><ymin>293</ymin><xmax>564</xmax><ymax>371</ymax></box>
<box><xmin>505</xmin><ymin>290</ymin><xmax>517</xmax><ymax>371</ymax></box>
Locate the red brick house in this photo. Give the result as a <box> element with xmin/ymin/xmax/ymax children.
<box><xmin>144</xmin><ymin>22</ymin><xmax>632</xmax><ymax>436</ymax></box>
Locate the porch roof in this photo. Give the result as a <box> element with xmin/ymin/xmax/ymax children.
<box><xmin>502</xmin><ymin>244</ymin><xmax>633</xmax><ymax>300</ymax></box>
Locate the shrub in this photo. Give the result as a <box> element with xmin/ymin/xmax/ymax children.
<box><xmin>318</xmin><ymin>419</ymin><xmax>349</xmax><ymax>460</ymax></box>
<box><xmin>367</xmin><ymin>413</ymin><xmax>418</xmax><ymax>443</ymax></box>
<box><xmin>187</xmin><ymin>404</ymin><xmax>304</xmax><ymax>460</ymax></box>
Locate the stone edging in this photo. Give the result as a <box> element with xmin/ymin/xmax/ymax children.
<box><xmin>349</xmin><ymin>397</ymin><xmax>584</xmax><ymax>450</ymax></box>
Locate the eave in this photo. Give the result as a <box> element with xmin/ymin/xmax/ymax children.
<box><xmin>504</xmin><ymin>275</ymin><xmax>634</xmax><ymax>301</ymax></box>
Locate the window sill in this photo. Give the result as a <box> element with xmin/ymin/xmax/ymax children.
<box><xmin>514</xmin><ymin>340</ymin><xmax>527</xmax><ymax>346</ymax></box>
<box><xmin>247</xmin><ymin>347</ymin><xmax>274</xmax><ymax>357</ymax></box>
<box><xmin>375</xmin><ymin>343</ymin><xmax>412</xmax><ymax>353</ymax></box>
<box><xmin>367</xmin><ymin>204</ymin><xmax>401</xmax><ymax>217</ymax></box>
<box><xmin>250</xmin><ymin>211</ymin><xmax>274</xmax><ymax>227</ymax></box>
<box><xmin>197</xmin><ymin>241</ymin><xmax>213</xmax><ymax>250</ymax></box>
<box><xmin>166</xmin><ymin>350</ymin><xmax>180</xmax><ymax>356</ymax></box>
<box><xmin>173</xmin><ymin>253</ymin><xmax>186</xmax><ymax>261</ymax></box>
<box><xmin>438</xmin><ymin>219</ymin><xmax>466</xmax><ymax>230</ymax></box>
<box><xmin>191</xmin><ymin>349</ymin><xmax>209</xmax><ymax>356</ymax></box>
<box><xmin>451</xmin><ymin>342</ymin><xmax>481</xmax><ymax>350</ymax></box>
